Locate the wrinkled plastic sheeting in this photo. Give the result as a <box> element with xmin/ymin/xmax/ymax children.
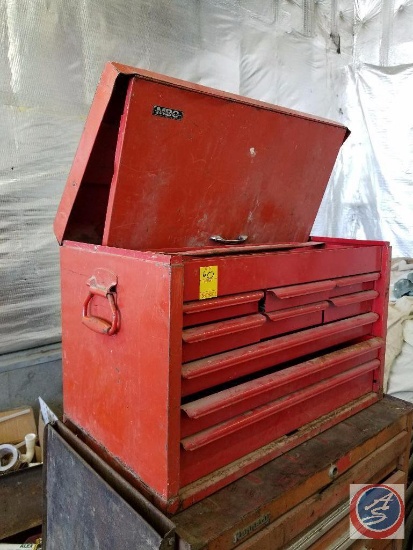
<box><xmin>387</xmin><ymin>295</ymin><xmax>413</xmax><ymax>403</ymax></box>
<box><xmin>313</xmin><ymin>62</ymin><xmax>413</xmax><ymax>256</ymax></box>
<box><xmin>387</xmin><ymin>341</ymin><xmax>413</xmax><ymax>403</ymax></box>
<box><xmin>1</xmin><ymin>0</ymin><xmax>413</xmax><ymax>354</ymax></box>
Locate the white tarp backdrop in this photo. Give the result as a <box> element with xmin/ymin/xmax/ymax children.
<box><xmin>0</xmin><ymin>0</ymin><xmax>412</xmax><ymax>354</ymax></box>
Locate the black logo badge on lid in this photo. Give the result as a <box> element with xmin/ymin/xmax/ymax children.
<box><xmin>152</xmin><ymin>105</ymin><xmax>183</xmax><ymax>120</ymax></box>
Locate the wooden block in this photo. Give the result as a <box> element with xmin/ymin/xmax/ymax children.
<box><xmin>0</xmin><ymin>407</ymin><xmax>42</xmax><ymax>539</ymax></box>
<box><xmin>0</xmin><ymin>465</ymin><xmax>42</xmax><ymax>539</ymax></box>
<box><xmin>0</xmin><ymin>407</ymin><xmax>37</xmax><ymax>445</ymax></box>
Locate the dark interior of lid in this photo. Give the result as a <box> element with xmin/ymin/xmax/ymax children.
<box><xmin>62</xmin><ymin>76</ymin><xmax>130</xmax><ymax>245</ymax></box>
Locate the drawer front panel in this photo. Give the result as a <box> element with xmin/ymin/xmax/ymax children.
<box><xmin>265</xmin><ymin>281</ymin><xmax>335</xmax><ymax>312</ymax></box>
<box><xmin>180</xmin><ymin>338</ymin><xmax>383</xmax><ymax>438</ymax></box>
<box><xmin>329</xmin><ymin>272</ymin><xmax>380</xmax><ymax>297</ymax></box>
<box><xmin>264</xmin><ymin>272</ymin><xmax>380</xmax><ymax>313</ymax></box>
<box><xmin>323</xmin><ymin>290</ymin><xmax>379</xmax><ymax>323</ymax></box>
<box><xmin>181</xmin><ymin>313</ymin><xmax>379</xmax><ymax>397</ymax></box>
<box><xmin>238</xmin><ymin>454</ymin><xmax>405</xmax><ymax>550</ymax></box>
<box><xmin>182</xmin><ymin>314</ymin><xmax>265</xmax><ymax>362</ymax></box>
<box><xmin>260</xmin><ymin>311</ymin><xmax>323</xmax><ymax>339</ymax></box>
<box><xmin>261</xmin><ymin>302</ymin><xmax>328</xmax><ymax>339</ymax></box>
<box><xmin>180</xmin><ymin>365</ymin><xmax>376</xmax><ymax>486</ymax></box>
<box><xmin>261</xmin><ymin>281</ymin><xmax>380</xmax><ymax>338</ymax></box>
<box><xmin>183</xmin><ymin>291</ymin><xmax>264</xmax><ymax>327</ymax></box>
<box><xmin>183</xmin><ymin>246</ymin><xmax>382</xmax><ymax>301</ymax></box>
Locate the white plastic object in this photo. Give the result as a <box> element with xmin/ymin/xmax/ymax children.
<box><xmin>0</xmin><ymin>444</ymin><xmax>20</xmax><ymax>473</ymax></box>
<box><xmin>20</xmin><ymin>433</ymin><xmax>37</xmax><ymax>464</ymax></box>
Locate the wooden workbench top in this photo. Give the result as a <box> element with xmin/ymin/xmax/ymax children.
<box><xmin>173</xmin><ymin>395</ymin><xmax>413</xmax><ymax>549</ymax></box>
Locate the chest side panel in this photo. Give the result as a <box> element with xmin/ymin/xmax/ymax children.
<box><xmin>60</xmin><ymin>244</ymin><xmax>183</xmax><ymax>499</ymax></box>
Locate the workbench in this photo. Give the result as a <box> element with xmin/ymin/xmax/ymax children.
<box><xmin>45</xmin><ymin>395</ymin><xmax>412</xmax><ymax>549</ymax></box>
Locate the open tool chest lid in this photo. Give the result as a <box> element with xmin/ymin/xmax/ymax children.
<box><xmin>54</xmin><ymin>62</ymin><xmax>349</xmax><ymax>251</ymax></box>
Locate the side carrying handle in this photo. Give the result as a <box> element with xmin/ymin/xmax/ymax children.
<box><xmin>210</xmin><ymin>235</ymin><xmax>248</xmax><ymax>245</ymax></box>
<box><xmin>82</xmin><ymin>269</ymin><xmax>120</xmax><ymax>335</ymax></box>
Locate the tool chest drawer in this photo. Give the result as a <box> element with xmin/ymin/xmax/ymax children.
<box><xmin>181</xmin><ymin>314</ymin><xmax>381</xmax><ymax>396</ymax></box>
<box><xmin>182</xmin><ymin>314</ymin><xmax>266</xmax><ymax>362</ymax></box>
<box><xmin>177</xmin><ymin>245</ymin><xmax>387</xmax><ymax>486</ymax></box>
<box><xmin>183</xmin><ymin>291</ymin><xmax>264</xmax><ymax>327</ymax></box>
<box><xmin>180</xmin><ymin>362</ymin><xmax>377</xmax><ymax>485</ymax></box>
<box><xmin>182</xmin><ymin>245</ymin><xmax>383</xmax><ymax>301</ymax></box>
<box><xmin>180</xmin><ymin>338</ymin><xmax>383</xmax><ymax>439</ymax></box>
<box><xmin>55</xmin><ymin>64</ymin><xmax>391</xmax><ymax>514</ymax></box>
<box><xmin>323</xmin><ymin>289</ymin><xmax>379</xmax><ymax>322</ymax></box>
<box><xmin>263</xmin><ymin>272</ymin><xmax>380</xmax><ymax>312</ymax></box>
<box><xmin>260</xmin><ymin>302</ymin><xmax>327</xmax><ymax>338</ymax></box>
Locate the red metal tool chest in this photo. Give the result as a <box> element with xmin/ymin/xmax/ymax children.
<box><xmin>54</xmin><ymin>63</ymin><xmax>390</xmax><ymax>514</ymax></box>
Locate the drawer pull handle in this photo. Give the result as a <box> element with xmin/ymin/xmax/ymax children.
<box><xmin>265</xmin><ymin>301</ymin><xmax>329</xmax><ymax>321</ymax></box>
<box><xmin>83</xmin><ymin>293</ymin><xmax>119</xmax><ymax>335</ymax></box>
<box><xmin>183</xmin><ymin>291</ymin><xmax>264</xmax><ymax>314</ymax></box>
<box><xmin>210</xmin><ymin>235</ymin><xmax>248</xmax><ymax>245</ymax></box>
<box><xmin>82</xmin><ymin>269</ymin><xmax>120</xmax><ymax>336</ymax></box>
<box><xmin>335</xmin><ymin>272</ymin><xmax>380</xmax><ymax>287</ymax></box>
<box><xmin>269</xmin><ymin>280</ymin><xmax>336</xmax><ymax>299</ymax></box>
<box><xmin>183</xmin><ymin>314</ymin><xmax>265</xmax><ymax>343</ymax></box>
<box><xmin>329</xmin><ymin>290</ymin><xmax>379</xmax><ymax>307</ymax></box>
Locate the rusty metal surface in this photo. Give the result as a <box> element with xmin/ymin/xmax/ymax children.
<box><xmin>44</xmin><ymin>422</ymin><xmax>175</xmax><ymax>549</ymax></box>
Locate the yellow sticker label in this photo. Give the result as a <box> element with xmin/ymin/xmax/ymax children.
<box><xmin>199</xmin><ymin>266</ymin><xmax>218</xmax><ymax>300</ymax></box>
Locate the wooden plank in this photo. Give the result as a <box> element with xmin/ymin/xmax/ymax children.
<box><xmin>351</xmin><ymin>538</ymin><xmax>401</xmax><ymax>549</ymax></box>
<box><xmin>308</xmin><ymin>514</ymin><xmax>402</xmax><ymax>550</ymax></box>
<box><xmin>398</xmin><ymin>401</ymin><xmax>413</xmax><ymax>475</ymax></box>
<box><xmin>221</xmin><ymin>433</ymin><xmax>407</xmax><ymax>549</ymax></box>
<box><xmin>0</xmin><ymin>407</ymin><xmax>36</xmax><ymax>445</ymax></box>
<box><xmin>0</xmin><ymin>465</ymin><xmax>42</xmax><ymax>539</ymax></box>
